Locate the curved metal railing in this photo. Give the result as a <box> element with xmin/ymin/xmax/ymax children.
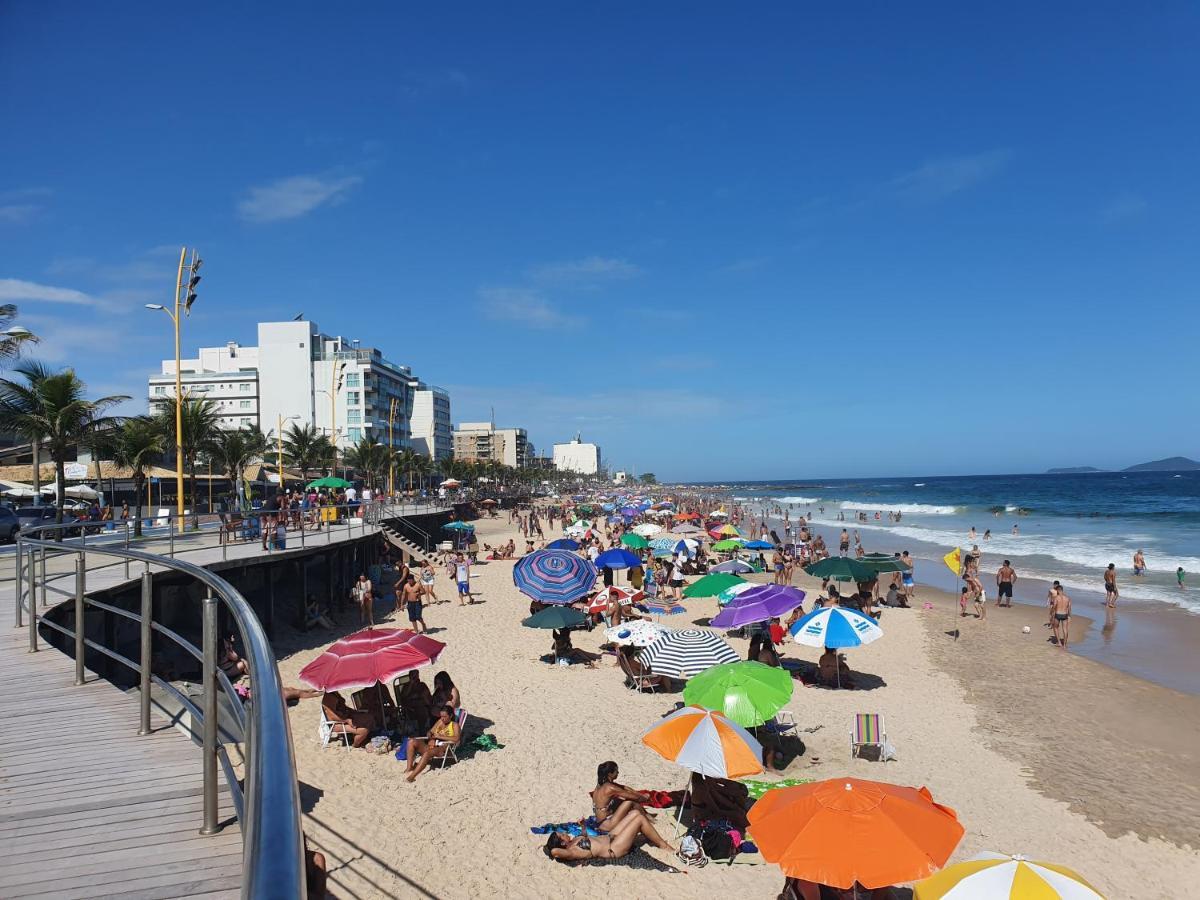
<box><xmin>6</xmin><ymin>502</ymin><xmax>397</xmax><ymax>899</ymax></box>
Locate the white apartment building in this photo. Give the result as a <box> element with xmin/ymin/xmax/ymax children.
<box><xmin>148</xmin><ymin>320</ymin><xmax>449</xmax><ymax>456</ymax></box>
<box><xmin>453</xmin><ymin>422</ymin><xmax>530</xmax><ymax>468</ymax></box>
<box><xmin>553</xmin><ymin>434</ymin><xmax>602</xmax><ymax>475</ymax></box>
<box><xmin>410</xmin><ymin>387</ymin><xmax>453</xmax><ymax>459</ymax></box>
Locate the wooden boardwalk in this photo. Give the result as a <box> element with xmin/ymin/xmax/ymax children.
<box><xmin>0</xmin><ymin>622</ymin><xmax>242</xmax><ymax>898</ymax></box>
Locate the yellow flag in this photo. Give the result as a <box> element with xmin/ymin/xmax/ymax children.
<box><xmin>943</xmin><ymin>547</ymin><xmax>962</xmax><ymax>576</ymax></box>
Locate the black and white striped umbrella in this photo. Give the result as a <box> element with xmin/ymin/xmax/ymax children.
<box><xmin>638</xmin><ymin>629</ymin><xmax>740</xmax><ymax>679</ymax></box>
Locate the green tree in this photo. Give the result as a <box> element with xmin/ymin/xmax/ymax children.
<box><xmin>344</xmin><ymin>435</ymin><xmax>388</xmax><ymax>489</ymax></box>
<box><xmin>112</xmin><ymin>417</ymin><xmax>165</xmax><ymax>537</ymax></box>
<box><xmin>207</xmin><ymin>426</ymin><xmax>268</xmax><ymax>510</ymax></box>
<box><xmin>0</xmin><ymin>363</ymin><xmax>127</xmax><ymax>530</ymax></box>
<box><xmin>639</xmin><ymin>472</ymin><xmax>657</xmax><ymax>484</ymax></box>
<box><xmin>0</xmin><ymin>304</ymin><xmax>38</xmax><ymax>365</ymax></box>
<box><xmin>154</xmin><ymin>397</ymin><xmax>221</xmax><ymax>529</ymax></box>
<box><xmin>394</xmin><ymin>448</ymin><xmax>421</xmax><ymax>495</ymax></box>
<box><xmin>282</xmin><ymin>422</ymin><xmax>333</xmax><ymax>484</ymax></box>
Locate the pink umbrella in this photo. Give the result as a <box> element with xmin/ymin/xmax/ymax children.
<box><xmin>299</xmin><ymin>628</ymin><xmax>446</xmax><ymax>691</ymax></box>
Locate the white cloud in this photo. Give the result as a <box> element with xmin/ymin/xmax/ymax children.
<box><xmin>237</xmin><ymin>174</ymin><xmax>363</xmax><ymax>223</ymax></box>
<box><xmin>529</xmin><ymin>256</ymin><xmax>641</xmax><ymax>285</ymax></box>
<box><xmin>0</xmin><ymin>278</ymin><xmax>96</xmax><ymax>306</ymax></box>
<box><xmin>893</xmin><ymin>150</ymin><xmax>1011</xmax><ymax>201</ymax></box>
<box><xmin>478</xmin><ymin>287</ymin><xmax>583</xmax><ymax>329</ymax></box>
<box><xmin>1100</xmin><ymin>191</ymin><xmax>1147</xmax><ymax>224</ymax></box>
<box><xmin>0</xmin><ymin>204</ymin><xmax>39</xmax><ymax>224</ymax></box>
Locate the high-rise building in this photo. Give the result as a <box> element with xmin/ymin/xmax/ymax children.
<box><xmin>452</xmin><ymin>422</ymin><xmax>530</xmax><ymax>468</ymax></box>
<box><xmin>410</xmin><ymin>387</ymin><xmax>453</xmax><ymax>459</ymax></box>
<box><xmin>553</xmin><ymin>433</ymin><xmax>602</xmax><ymax>475</ymax></box>
<box><xmin>147</xmin><ymin>320</ymin><xmax>449</xmax><ymax>456</ymax></box>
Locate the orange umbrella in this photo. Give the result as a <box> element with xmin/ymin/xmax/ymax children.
<box><xmin>747</xmin><ymin>778</ymin><xmax>964</xmax><ymax>890</ymax></box>
<box><xmin>641</xmin><ymin>705</ymin><xmax>764</xmax><ymax>779</ymax></box>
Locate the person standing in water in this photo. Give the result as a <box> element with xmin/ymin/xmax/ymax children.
<box><xmin>1104</xmin><ymin>563</ymin><xmax>1119</xmax><ymax>608</ymax></box>
<box><xmin>1133</xmin><ymin>550</ymin><xmax>1146</xmax><ymax>576</ymax></box>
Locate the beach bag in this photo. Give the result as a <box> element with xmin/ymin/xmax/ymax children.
<box><xmin>676</xmin><ymin>835</ymin><xmax>707</xmax><ymax>868</ymax></box>
<box><xmin>700</xmin><ymin>828</ymin><xmax>735</xmax><ymax>860</ymax></box>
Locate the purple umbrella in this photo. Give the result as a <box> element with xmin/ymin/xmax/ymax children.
<box><xmin>709</xmin><ymin>585</ymin><xmax>806</xmax><ymax>629</ymax></box>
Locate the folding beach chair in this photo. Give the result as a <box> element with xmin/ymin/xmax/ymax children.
<box><xmin>617</xmin><ymin>653</ymin><xmax>659</xmax><ymax>693</ymax></box>
<box><xmin>850</xmin><ymin>713</ymin><xmax>889</xmax><ymax>760</ymax></box>
<box><xmin>318</xmin><ymin>707</ymin><xmax>353</xmax><ymax>749</ymax></box>
<box><xmin>435</xmin><ymin>709</ymin><xmax>469</xmax><ymax>769</ymax></box>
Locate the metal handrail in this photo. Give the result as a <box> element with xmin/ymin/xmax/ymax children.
<box><xmin>7</xmin><ymin>504</ymin><xmax>400</xmax><ymax>898</ymax></box>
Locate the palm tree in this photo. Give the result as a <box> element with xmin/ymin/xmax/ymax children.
<box><xmin>0</xmin><ymin>363</ymin><xmax>127</xmax><ymax>529</ymax></box>
<box><xmin>112</xmin><ymin>417</ymin><xmax>165</xmax><ymax>537</ymax></box>
<box><xmin>282</xmin><ymin>422</ymin><xmax>332</xmax><ymax>484</ymax></box>
<box><xmin>394</xmin><ymin>448</ymin><xmax>420</xmax><ymax>495</ymax></box>
<box><xmin>207</xmin><ymin>426</ymin><xmax>268</xmax><ymax>510</ymax></box>
<box><xmin>344</xmin><ymin>435</ymin><xmax>388</xmax><ymax>490</ymax></box>
<box><xmin>154</xmin><ymin>397</ymin><xmax>221</xmax><ymax>530</ymax></box>
<box><xmin>0</xmin><ymin>304</ymin><xmax>38</xmax><ymax>365</ymax></box>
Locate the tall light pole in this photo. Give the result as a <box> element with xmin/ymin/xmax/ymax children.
<box><xmin>146</xmin><ymin>247</ymin><xmax>201</xmax><ymax>534</ymax></box>
<box><xmin>276</xmin><ymin>414</ymin><xmax>300</xmax><ymax>494</ymax></box>
<box><xmin>387</xmin><ymin>396</ymin><xmax>398</xmax><ymax>499</ymax></box>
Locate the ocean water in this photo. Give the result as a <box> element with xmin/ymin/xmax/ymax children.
<box><xmin>732</xmin><ymin>471</ymin><xmax>1200</xmax><ymax>615</ymax></box>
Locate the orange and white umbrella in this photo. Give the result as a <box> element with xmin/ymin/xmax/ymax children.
<box><xmin>641</xmin><ymin>705</ymin><xmax>763</xmax><ymax>779</ymax></box>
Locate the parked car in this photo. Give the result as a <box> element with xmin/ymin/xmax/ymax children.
<box><xmin>0</xmin><ymin>507</ymin><xmax>19</xmax><ymax>542</ymax></box>
<box><xmin>14</xmin><ymin>506</ymin><xmax>84</xmax><ymax>537</ymax></box>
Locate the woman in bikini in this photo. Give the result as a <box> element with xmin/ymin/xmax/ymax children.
<box><xmin>589</xmin><ymin>761</ymin><xmax>651</xmax><ymax>832</ymax></box>
<box><xmin>405</xmin><ymin>705</ymin><xmax>458</xmax><ymax>782</ymax></box>
<box><xmin>543</xmin><ymin>808</ymin><xmax>673</xmax><ymax>863</ymax></box>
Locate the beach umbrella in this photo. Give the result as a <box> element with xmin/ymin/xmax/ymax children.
<box><xmin>683</xmin><ymin>661</ymin><xmax>794</xmax><ymax>727</ymax></box>
<box><xmin>638</xmin><ymin>628</ymin><xmax>740</xmax><ymax>678</ymax></box>
<box><xmin>602</xmin><ymin>503</ymin><xmax>616</xmax><ymax>512</ymax></box>
<box><xmin>715</xmin><ymin>523</ymin><xmax>741</xmax><ymax>536</ymax></box>
<box><xmin>789</xmin><ymin>605</ymin><xmax>883</xmax><ymax>649</ymax></box>
<box><xmin>717</xmin><ymin>581</ymin><xmax>758</xmax><ymax>605</ymax></box>
<box><xmin>545</xmin><ymin>538</ymin><xmax>580</xmax><ymax>551</ymax></box>
<box><xmin>711</xmin><ymin>585</ymin><xmax>806</xmax><ymax>629</ymax></box>
<box><xmin>620</xmin><ymin>506</ymin><xmax>640</xmax><ymax>517</ymax></box>
<box><xmin>682</xmin><ymin>573</ymin><xmax>746</xmax><ymax>598</ymax></box>
<box><xmin>479</xmin><ymin>498</ymin><xmax>497</xmax><ymax>506</ymax></box>
<box><xmin>589</xmin><ymin>586</ymin><xmax>645</xmax><ymax>614</ymax></box>
<box><xmin>749</xmin><ymin>779</ymin><xmax>963</xmax><ymax>890</ymax></box>
<box><xmin>298</xmin><ymin>628</ymin><xmax>445</xmax><ymax>691</ymax></box>
<box><xmin>710</xmin><ymin>559</ymin><xmax>755</xmax><ymax>575</ymax></box>
<box><xmin>860</xmin><ymin>553</ymin><xmax>911</xmax><ymax>574</ymax></box>
<box><xmin>632</xmin><ymin>523</ymin><xmax>663</xmax><ymax>537</ymax></box>
<box><xmin>708</xmin><ymin>509</ymin><xmax>729</xmax><ymax>518</ymax></box>
<box><xmin>571</xmin><ymin>518</ymin><xmax>593</xmax><ymax>528</ymax></box>
<box><xmin>439</xmin><ymin>478</ymin><xmax>461</xmax><ymax>488</ymax></box>
<box><xmin>712</xmin><ymin>538</ymin><xmax>745</xmax><ymax>552</ymax></box>
<box><xmin>743</xmin><ymin>539</ymin><xmax>774</xmax><ymax>550</ymax></box>
<box><xmin>805</xmin><ymin>556</ymin><xmax>876</xmax><ymax>583</ymax></box>
<box><xmin>914</xmin><ymin>851</ymin><xmax>1104</xmax><ymax>899</ymax></box>
<box><xmin>522</xmin><ymin>606</ymin><xmax>588</xmax><ymax>630</ymax></box>
<box><xmin>594</xmin><ymin>548</ymin><xmax>643</xmax><ymax>569</ymax></box>
<box><xmin>513</xmin><ymin>549</ymin><xmax>599</xmax><ymax>605</ymax></box>
<box><xmin>671</xmin><ymin>523</ymin><xmax>703</xmax><ymax>535</ymax></box>
<box><xmin>307</xmin><ymin>476</ymin><xmax>353</xmax><ymax>489</ymax></box>
<box><xmin>605</xmin><ymin>620</ymin><xmax>670</xmax><ymax>647</ymax></box>
<box><xmin>619</xmin><ymin>533</ymin><xmax>649</xmax><ymax>550</ymax></box>
<box><xmin>641</xmin><ymin>706</ymin><xmax>763</xmax><ymax>779</ymax></box>
<box><xmin>442</xmin><ymin>521</ymin><xmax>473</xmax><ymax>531</ymax></box>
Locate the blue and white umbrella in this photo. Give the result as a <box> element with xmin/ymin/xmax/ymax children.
<box><xmin>594</xmin><ymin>548</ymin><xmax>643</xmax><ymax>569</ymax></box>
<box><xmin>638</xmin><ymin>629</ymin><xmax>740</xmax><ymax>678</ymax></box>
<box><xmin>788</xmin><ymin>605</ymin><xmax>883</xmax><ymax>648</ymax></box>
<box><xmin>513</xmin><ymin>549</ymin><xmax>598</xmax><ymax>605</ymax></box>
<box><xmin>710</xmin><ymin>559</ymin><xmax>756</xmax><ymax>575</ymax></box>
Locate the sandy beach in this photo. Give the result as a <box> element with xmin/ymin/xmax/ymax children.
<box><xmin>276</xmin><ymin>512</ymin><xmax>1200</xmax><ymax>899</ymax></box>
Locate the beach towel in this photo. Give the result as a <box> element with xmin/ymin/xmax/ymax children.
<box><xmin>738</xmin><ymin>777</ymin><xmax>813</xmax><ymax>800</ymax></box>
<box><xmin>530</xmin><ymin>818</ymin><xmax>602</xmax><ymax>837</ymax></box>
<box><xmin>641</xmin><ymin>789</ymin><xmax>684</xmax><ymax>809</ymax></box>
<box><xmin>454</xmin><ymin>733</ymin><xmax>505</xmax><ymax>760</ymax></box>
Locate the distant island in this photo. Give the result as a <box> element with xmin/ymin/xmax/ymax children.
<box><xmin>1122</xmin><ymin>456</ymin><xmax>1200</xmax><ymax>472</ymax></box>
<box><xmin>1046</xmin><ymin>466</ymin><xmax>1105</xmax><ymax>474</ymax></box>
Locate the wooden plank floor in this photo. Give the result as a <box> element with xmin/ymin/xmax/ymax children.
<box><xmin>0</xmin><ymin>626</ymin><xmax>242</xmax><ymax>898</ymax></box>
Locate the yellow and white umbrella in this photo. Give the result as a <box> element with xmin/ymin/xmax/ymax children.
<box><xmin>915</xmin><ymin>852</ymin><xmax>1104</xmax><ymax>899</ymax></box>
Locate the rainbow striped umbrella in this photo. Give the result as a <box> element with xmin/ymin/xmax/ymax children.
<box><xmin>512</xmin><ymin>549</ymin><xmax>598</xmax><ymax>605</ymax></box>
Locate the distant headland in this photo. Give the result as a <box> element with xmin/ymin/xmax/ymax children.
<box><xmin>1046</xmin><ymin>456</ymin><xmax>1200</xmax><ymax>475</ymax></box>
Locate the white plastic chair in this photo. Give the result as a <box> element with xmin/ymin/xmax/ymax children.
<box><xmin>318</xmin><ymin>707</ymin><xmax>353</xmax><ymax>749</ymax></box>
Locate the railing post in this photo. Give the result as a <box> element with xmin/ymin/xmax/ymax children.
<box><xmin>170</xmin><ymin>520</ymin><xmax>176</xmax><ymax>558</ymax></box>
<box><xmin>74</xmin><ymin>555</ymin><xmax>86</xmax><ymax>684</ymax></box>
<box><xmin>199</xmin><ymin>589</ymin><xmax>219</xmax><ymax>835</ymax></box>
<box><xmin>15</xmin><ymin>538</ymin><xmax>23</xmax><ymax>630</ymax></box>
<box><xmin>138</xmin><ymin>565</ymin><xmax>153</xmax><ymax>735</ymax></box>
<box><xmin>28</xmin><ymin>546</ymin><xmax>38</xmax><ymax>651</ymax></box>
<box><xmin>39</xmin><ymin>546</ymin><xmax>47</xmax><ymax>608</ymax></box>
<box><xmin>124</xmin><ymin>522</ymin><xmax>130</xmax><ymax>579</ymax></box>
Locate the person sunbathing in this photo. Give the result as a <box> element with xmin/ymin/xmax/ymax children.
<box><xmin>320</xmin><ymin>691</ymin><xmax>373</xmax><ymax>748</ymax></box>
<box><xmin>543</xmin><ymin>809</ymin><xmax>673</xmax><ymax>863</ymax></box>
<box><xmin>590</xmin><ymin>761</ymin><xmax>651</xmax><ymax>831</ymax></box>
<box><xmin>619</xmin><ymin>646</ymin><xmax>672</xmax><ymax>689</ymax></box>
<box><xmin>405</xmin><ymin>705</ymin><xmax>459</xmax><ymax>782</ymax></box>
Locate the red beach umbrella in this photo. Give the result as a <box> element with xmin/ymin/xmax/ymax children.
<box><xmin>298</xmin><ymin>627</ymin><xmax>446</xmax><ymax>691</ymax></box>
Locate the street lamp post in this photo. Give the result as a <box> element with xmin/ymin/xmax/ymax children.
<box><xmin>276</xmin><ymin>414</ymin><xmax>300</xmax><ymax>493</ymax></box>
<box><xmin>146</xmin><ymin>247</ymin><xmax>201</xmax><ymax>535</ymax></box>
<box><xmin>387</xmin><ymin>396</ymin><xmax>398</xmax><ymax>499</ymax></box>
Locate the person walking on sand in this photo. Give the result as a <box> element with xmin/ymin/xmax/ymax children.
<box><xmin>1046</xmin><ymin>581</ymin><xmax>1061</xmax><ymax>629</ymax></box>
<box><xmin>1133</xmin><ymin>550</ymin><xmax>1145</xmax><ymax>576</ymax></box>
<box><xmin>1052</xmin><ymin>586</ymin><xmax>1072</xmax><ymax>650</ymax></box>
<box><xmin>402</xmin><ymin>574</ymin><xmax>427</xmax><ymax>633</ymax></box>
<box><xmin>352</xmin><ymin>573</ymin><xmax>373</xmax><ymax>626</ymax></box>
<box><xmin>900</xmin><ymin>551</ymin><xmax>915</xmax><ymax>602</ymax></box>
<box><xmin>839</xmin><ymin>529</ymin><xmax>850</xmax><ymax>556</ymax></box>
<box><xmin>1104</xmin><ymin>563</ymin><xmax>1119</xmax><ymax>608</ymax></box>
<box><xmin>455</xmin><ymin>553</ymin><xmax>472</xmax><ymax>605</ymax></box>
<box><xmin>995</xmin><ymin>559</ymin><xmax>1016</xmax><ymax>608</ymax></box>
<box><xmin>420</xmin><ymin>558</ymin><xmax>439</xmax><ymax>603</ymax></box>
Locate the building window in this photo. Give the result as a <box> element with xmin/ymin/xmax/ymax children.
<box><xmin>346</xmin><ymin>373</ymin><xmax>361</xmax><ymax>387</ymax></box>
<box><xmin>239</xmin><ymin>400</ymin><xmax>252</xmax><ymax>409</ymax></box>
<box><xmin>153</xmin><ymin>386</ymin><xmax>166</xmax><ymax>395</ymax></box>
<box><xmin>348</xmin><ymin>427</ymin><xmax>361</xmax><ymax>442</ymax></box>
<box><xmin>346</xmin><ymin>391</ymin><xmax>360</xmax><ymax>406</ymax></box>
<box><xmin>346</xmin><ymin>410</ymin><xmax>361</xmax><ymax>424</ymax></box>
<box><xmin>239</xmin><ymin>383</ymin><xmax>251</xmax><ymax>393</ymax></box>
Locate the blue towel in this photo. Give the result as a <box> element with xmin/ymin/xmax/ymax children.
<box><xmin>530</xmin><ymin>817</ymin><xmax>602</xmax><ymax>837</ymax></box>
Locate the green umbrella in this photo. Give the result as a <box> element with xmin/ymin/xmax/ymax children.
<box><xmin>522</xmin><ymin>606</ymin><xmax>588</xmax><ymax>629</ymax></box>
<box><xmin>712</xmin><ymin>538</ymin><xmax>745</xmax><ymax>552</ymax></box>
<box><xmin>860</xmin><ymin>553</ymin><xmax>911</xmax><ymax>574</ymax></box>
<box><xmin>620</xmin><ymin>533</ymin><xmax>649</xmax><ymax>550</ymax></box>
<box><xmin>683</xmin><ymin>661</ymin><xmax>794</xmax><ymax>727</ymax></box>
<box><xmin>683</xmin><ymin>573</ymin><xmax>747</xmax><ymax>598</ymax></box>
<box><xmin>306</xmin><ymin>476</ymin><xmax>352</xmax><ymax>489</ymax></box>
<box><xmin>804</xmin><ymin>557</ymin><xmax>876</xmax><ymax>582</ymax></box>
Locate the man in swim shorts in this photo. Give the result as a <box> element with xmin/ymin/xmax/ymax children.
<box><xmin>1051</xmin><ymin>585</ymin><xmax>1072</xmax><ymax>650</ymax></box>
<box><xmin>900</xmin><ymin>551</ymin><xmax>915</xmax><ymax>602</ymax></box>
<box><xmin>1132</xmin><ymin>550</ymin><xmax>1145</xmax><ymax>576</ymax></box>
<box><xmin>1103</xmin><ymin>563</ymin><xmax>1118</xmax><ymax>608</ymax></box>
<box><xmin>995</xmin><ymin>560</ymin><xmax>1016</xmax><ymax>608</ymax></box>
<box><xmin>839</xmin><ymin>529</ymin><xmax>850</xmax><ymax>557</ymax></box>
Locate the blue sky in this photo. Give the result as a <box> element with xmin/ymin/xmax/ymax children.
<box><xmin>2</xmin><ymin>3</ymin><xmax>1198</xmax><ymax>480</ymax></box>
